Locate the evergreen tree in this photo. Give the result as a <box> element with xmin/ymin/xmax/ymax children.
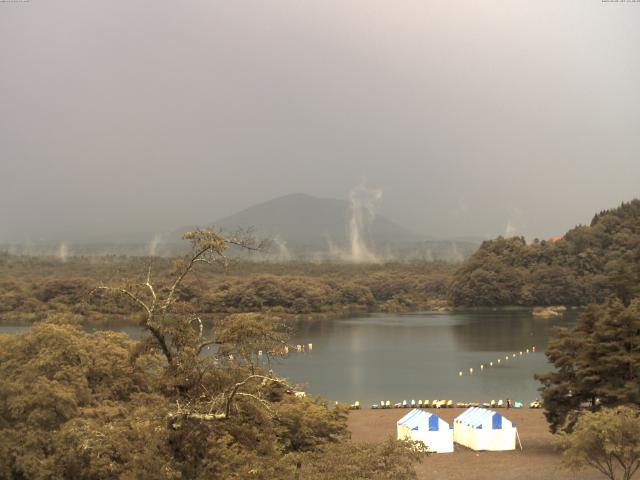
<box><xmin>537</xmin><ymin>297</ymin><xmax>640</xmax><ymax>432</ymax></box>
<box><xmin>450</xmin><ymin>199</ymin><xmax>640</xmax><ymax>307</ymax></box>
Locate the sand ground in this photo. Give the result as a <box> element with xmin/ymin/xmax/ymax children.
<box><xmin>348</xmin><ymin>408</ymin><xmax>602</xmax><ymax>480</ymax></box>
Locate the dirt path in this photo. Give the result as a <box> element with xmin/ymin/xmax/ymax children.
<box><xmin>348</xmin><ymin>408</ymin><xmax>600</xmax><ymax>480</ymax></box>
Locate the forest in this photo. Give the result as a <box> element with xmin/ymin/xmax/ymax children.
<box><xmin>3</xmin><ymin>202</ymin><xmax>640</xmax><ymax>478</ymax></box>
<box><xmin>0</xmin><ymin>253</ymin><xmax>453</xmax><ymax>327</ymax></box>
<box><xmin>3</xmin><ymin>200</ymin><xmax>640</xmax><ymax>328</ymax></box>
<box><xmin>449</xmin><ymin>200</ymin><xmax>640</xmax><ymax>307</ymax></box>
<box><xmin>0</xmin><ymin>230</ymin><xmax>425</xmax><ymax>479</ymax></box>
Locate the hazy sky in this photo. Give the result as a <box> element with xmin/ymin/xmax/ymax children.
<box><xmin>1</xmin><ymin>1</ymin><xmax>639</xmax><ymax>243</ymax></box>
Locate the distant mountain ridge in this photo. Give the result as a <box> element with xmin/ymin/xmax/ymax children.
<box><xmin>204</xmin><ymin>193</ymin><xmax>420</xmax><ymax>248</ymax></box>
<box><xmin>2</xmin><ymin>193</ymin><xmax>480</xmax><ymax>261</ymax></box>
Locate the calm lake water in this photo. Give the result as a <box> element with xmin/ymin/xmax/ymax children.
<box><xmin>1</xmin><ymin>308</ymin><xmax>577</xmax><ymax>405</ymax></box>
<box><xmin>275</xmin><ymin>309</ymin><xmax>578</xmax><ymax>404</ymax></box>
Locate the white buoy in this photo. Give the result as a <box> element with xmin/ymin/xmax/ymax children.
<box><xmin>512</xmin><ymin>353</ymin><xmax>516</xmax><ymax>358</ymax></box>
<box><xmin>532</xmin><ymin>346</ymin><xmax>536</xmax><ymax>352</ymax></box>
<box><xmin>308</xmin><ymin>343</ymin><xmax>313</xmax><ymax>351</ymax></box>
<box><xmin>296</xmin><ymin>344</ymin><xmax>302</xmax><ymax>352</ymax></box>
<box><xmin>469</xmin><ymin>367</ymin><xmax>474</xmax><ymax>374</ymax></box>
<box><xmin>480</xmin><ymin>364</ymin><xmax>484</xmax><ymax>370</ymax></box>
<box><xmin>526</xmin><ymin>349</ymin><xmax>529</xmax><ymax>353</ymax></box>
<box><xmin>520</xmin><ymin>351</ymin><xmax>523</xmax><ymax>355</ymax></box>
<box><xmin>459</xmin><ymin>371</ymin><xmax>463</xmax><ymax>376</ymax></box>
<box><xmin>497</xmin><ymin>359</ymin><xmax>501</xmax><ymax>364</ymax></box>
<box><xmin>490</xmin><ymin>361</ymin><xmax>493</xmax><ymax>366</ymax></box>
<box><xmin>505</xmin><ymin>356</ymin><xmax>509</xmax><ymax>360</ymax></box>
<box><xmin>258</xmin><ymin>350</ymin><xmax>263</xmax><ymax>356</ymax></box>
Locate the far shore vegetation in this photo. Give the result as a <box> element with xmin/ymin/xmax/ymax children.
<box><xmin>3</xmin><ymin>201</ymin><xmax>639</xmax><ymax>329</ymax></box>
<box><xmin>0</xmin><ymin>253</ymin><xmax>453</xmax><ymax>327</ymax></box>
<box><xmin>450</xmin><ymin>200</ymin><xmax>640</xmax><ymax>308</ymax></box>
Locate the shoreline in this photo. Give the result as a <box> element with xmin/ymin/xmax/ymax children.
<box><xmin>0</xmin><ymin>304</ymin><xmax>451</xmax><ymax>328</ymax></box>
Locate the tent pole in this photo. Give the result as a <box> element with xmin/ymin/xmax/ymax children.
<box><xmin>516</xmin><ymin>430</ymin><xmax>523</xmax><ymax>451</ymax></box>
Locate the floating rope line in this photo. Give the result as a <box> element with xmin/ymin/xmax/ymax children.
<box><xmin>457</xmin><ymin>346</ymin><xmax>537</xmax><ymax>377</ymax></box>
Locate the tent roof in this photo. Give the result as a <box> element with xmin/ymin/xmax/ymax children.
<box><xmin>455</xmin><ymin>407</ymin><xmax>512</xmax><ymax>429</ymax></box>
<box><xmin>397</xmin><ymin>409</ymin><xmax>451</xmax><ymax>431</ymax></box>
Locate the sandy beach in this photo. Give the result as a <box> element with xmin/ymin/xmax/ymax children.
<box><xmin>348</xmin><ymin>408</ymin><xmax>601</xmax><ymax>480</ymax></box>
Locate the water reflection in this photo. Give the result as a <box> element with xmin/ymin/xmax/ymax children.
<box><xmin>276</xmin><ymin>309</ymin><xmax>578</xmax><ymax>404</ymax></box>
<box><xmin>1</xmin><ymin>309</ymin><xmax>578</xmax><ymax>405</ymax></box>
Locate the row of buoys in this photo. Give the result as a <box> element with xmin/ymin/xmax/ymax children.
<box><xmin>458</xmin><ymin>346</ymin><xmax>537</xmax><ymax>377</ymax></box>
<box><xmin>221</xmin><ymin>342</ymin><xmax>316</xmax><ymax>359</ymax></box>
<box><xmin>256</xmin><ymin>343</ymin><xmax>313</xmax><ymax>356</ymax></box>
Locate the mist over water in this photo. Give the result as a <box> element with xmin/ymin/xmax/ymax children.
<box><xmin>446</xmin><ymin>243</ymin><xmax>464</xmax><ymax>263</ymax></box>
<box><xmin>321</xmin><ymin>183</ymin><xmax>388</xmax><ymax>263</ymax></box>
<box><xmin>348</xmin><ymin>184</ymin><xmax>383</xmax><ymax>263</ymax></box>
<box><xmin>271</xmin><ymin>235</ymin><xmax>293</xmax><ymax>262</ymax></box>
<box><xmin>147</xmin><ymin>233</ymin><xmax>164</xmax><ymax>257</ymax></box>
<box><xmin>56</xmin><ymin>242</ymin><xmax>69</xmax><ymax>262</ymax></box>
<box><xmin>505</xmin><ymin>222</ymin><xmax>518</xmax><ymax>238</ymax></box>
<box><xmin>0</xmin><ymin>183</ymin><xmax>480</xmax><ymax>263</ymax></box>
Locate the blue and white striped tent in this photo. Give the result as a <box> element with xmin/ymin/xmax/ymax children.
<box><xmin>397</xmin><ymin>409</ymin><xmax>453</xmax><ymax>453</ymax></box>
<box><xmin>453</xmin><ymin>407</ymin><xmax>516</xmax><ymax>451</ymax></box>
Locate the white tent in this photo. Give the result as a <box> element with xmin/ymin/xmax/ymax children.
<box><xmin>453</xmin><ymin>407</ymin><xmax>516</xmax><ymax>451</ymax></box>
<box><xmin>396</xmin><ymin>409</ymin><xmax>454</xmax><ymax>453</ymax></box>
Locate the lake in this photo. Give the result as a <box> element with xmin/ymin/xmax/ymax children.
<box><xmin>275</xmin><ymin>309</ymin><xmax>578</xmax><ymax>405</ymax></box>
<box><xmin>0</xmin><ymin>308</ymin><xmax>577</xmax><ymax>405</ymax></box>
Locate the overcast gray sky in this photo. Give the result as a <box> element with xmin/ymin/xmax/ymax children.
<box><xmin>1</xmin><ymin>0</ymin><xmax>639</xmax><ymax>243</ymax></box>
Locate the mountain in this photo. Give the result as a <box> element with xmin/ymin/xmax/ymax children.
<box><xmin>205</xmin><ymin>193</ymin><xmax>420</xmax><ymax>249</ymax></box>
<box><xmin>2</xmin><ymin>193</ymin><xmax>480</xmax><ymax>261</ymax></box>
<box><xmin>165</xmin><ymin>193</ymin><xmax>482</xmax><ymax>262</ymax></box>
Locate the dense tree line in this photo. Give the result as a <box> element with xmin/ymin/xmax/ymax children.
<box><xmin>537</xmin><ymin>295</ymin><xmax>640</xmax><ymax>479</ymax></box>
<box><xmin>0</xmin><ymin>254</ymin><xmax>453</xmax><ymax>326</ymax></box>
<box><xmin>0</xmin><ymin>230</ymin><xmax>423</xmax><ymax>479</ymax></box>
<box><xmin>537</xmin><ymin>296</ymin><xmax>640</xmax><ymax>433</ymax></box>
<box><xmin>450</xmin><ymin>200</ymin><xmax>640</xmax><ymax>307</ymax></box>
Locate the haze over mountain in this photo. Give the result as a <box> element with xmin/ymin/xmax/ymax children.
<box><xmin>171</xmin><ymin>192</ymin><xmax>479</xmax><ymax>262</ymax></box>
<box><xmin>209</xmin><ymin>193</ymin><xmax>419</xmax><ymax>247</ymax></box>
<box><xmin>2</xmin><ymin>2</ymin><xmax>639</xmax><ymax>246</ymax></box>
<box><xmin>1</xmin><ymin>192</ymin><xmax>480</xmax><ymax>262</ymax></box>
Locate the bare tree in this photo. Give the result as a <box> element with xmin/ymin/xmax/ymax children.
<box><xmin>92</xmin><ymin>228</ymin><xmax>266</xmax><ymax>365</ymax></box>
<box><xmin>91</xmin><ymin>229</ymin><xmax>298</xmax><ymax>421</ymax></box>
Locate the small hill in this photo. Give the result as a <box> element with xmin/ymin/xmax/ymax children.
<box><xmin>166</xmin><ymin>193</ymin><xmax>482</xmax><ymax>262</ymax></box>
<box><xmin>192</xmin><ymin>193</ymin><xmax>421</xmax><ymax>249</ymax></box>
<box><xmin>449</xmin><ymin>199</ymin><xmax>640</xmax><ymax>306</ymax></box>
<box><xmin>3</xmin><ymin>193</ymin><xmax>480</xmax><ymax>260</ymax></box>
